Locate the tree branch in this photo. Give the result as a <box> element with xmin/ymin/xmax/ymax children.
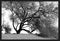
<box><xmin>22</xmin><ymin>29</ymin><xmax>32</xmax><ymax>34</ymax></box>
<box><xmin>16</xmin><ymin>23</ymin><xmax>20</xmax><ymax>30</ymax></box>
<box><xmin>31</xmin><ymin>7</ymin><xmax>40</xmax><ymax>17</ymax></box>
<box><xmin>20</xmin><ymin>4</ymin><xmax>29</xmax><ymax>19</ymax></box>
<box><xmin>13</xmin><ymin>19</ymin><xmax>17</xmax><ymax>32</ymax></box>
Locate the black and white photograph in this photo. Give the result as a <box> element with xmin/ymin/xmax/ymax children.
<box><xmin>1</xmin><ymin>1</ymin><xmax>58</xmax><ymax>40</ymax></box>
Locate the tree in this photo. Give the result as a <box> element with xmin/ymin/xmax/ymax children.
<box><xmin>2</xmin><ymin>1</ymin><xmax>58</xmax><ymax>38</ymax></box>
<box><xmin>10</xmin><ymin>2</ymin><xmax>41</xmax><ymax>34</ymax></box>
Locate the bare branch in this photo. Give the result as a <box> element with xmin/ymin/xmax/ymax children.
<box><xmin>31</xmin><ymin>7</ymin><xmax>40</xmax><ymax>17</ymax></box>
<box><xmin>22</xmin><ymin>29</ymin><xmax>32</xmax><ymax>34</ymax></box>
<box><xmin>16</xmin><ymin>23</ymin><xmax>20</xmax><ymax>29</ymax></box>
<box><xmin>20</xmin><ymin>4</ymin><xmax>29</xmax><ymax>19</ymax></box>
<box><xmin>12</xmin><ymin>18</ymin><xmax>17</xmax><ymax>32</ymax></box>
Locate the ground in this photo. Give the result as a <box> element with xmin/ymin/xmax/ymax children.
<box><xmin>2</xmin><ymin>34</ymin><xmax>56</xmax><ymax>40</ymax></box>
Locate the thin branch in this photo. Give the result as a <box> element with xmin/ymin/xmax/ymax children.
<box><xmin>13</xmin><ymin>19</ymin><xmax>17</xmax><ymax>32</ymax></box>
<box><xmin>11</xmin><ymin>7</ymin><xmax>21</xmax><ymax>20</ymax></box>
<box><xmin>16</xmin><ymin>23</ymin><xmax>20</xmax><ymax>29</ymax></box>
<box><xmin>25</xmin><ymin>16</ymin><xmax>40</xmax><ymax>20</ymax></box>
<box><xmin>20</xmin><ymin>4</ymin><xmax>28</xmax><ymax>20</ymax></box>
<box><xmin>14</xmin><ymin>11</ymin><xmax>21</xmax><ymax>19</ymax></box>
<box><xmin>22</xmin><ymin>29</ymin><xmax>32</xmax><ymax>34</ymax></box>
<box><xmin>31</xmin><ymin>7</ymin><xmax>40</xmax><ymax>17</ymax></box>
<box><xmin>31</xmin><ymin>29</ymin><xmax>36</xmax><ymax>32</ymax></box>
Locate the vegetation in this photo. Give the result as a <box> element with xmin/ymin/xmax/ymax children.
<box><xmin>2</xmin><ymin>1</ymin><xmax>58</xmax><ymax>39</ymax></box>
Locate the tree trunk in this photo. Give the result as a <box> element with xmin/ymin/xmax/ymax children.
<box><xmin>16</xmin><ymin>22</ymin><xmax>24</xmax><ymax>34</ymax></box>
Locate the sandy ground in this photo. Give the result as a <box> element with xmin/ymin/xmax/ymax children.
<box><xmin>1</xmin><ymin>34</ymin><xmax>56</xmax><ymax>40</ymax></box>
